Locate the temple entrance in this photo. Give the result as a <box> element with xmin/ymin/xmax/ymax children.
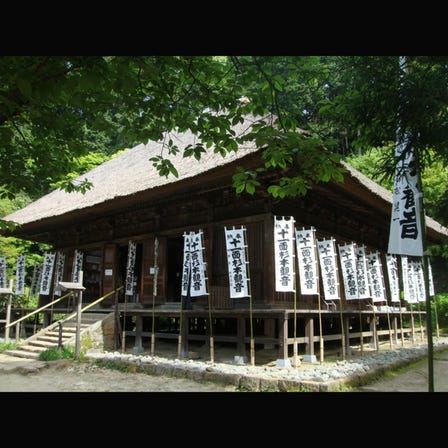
<box><xmin>166</xmin><ymin>236</ymin><xmax>183</xmax><ymax>302</ymax></box>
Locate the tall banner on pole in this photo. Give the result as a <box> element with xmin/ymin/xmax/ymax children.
<box><xmin>40</xmin><ymin>252</ymin><xmax>56</xmax><ymax>295</ymax></box>
<box><xmin>72</xmin><ymin>250</ymin><xmax>84</xmax><ymax>283</ymax></box>
<box><xmin>355</xmin><ymin>245</ymin><xmax>371</xmax><ymax>299</ymax></box>
<box><xmin>386</xmin><ymin>254</ymin><xmax>401</xmax><ymax>303</ymax></box>
<box><xmin>274</xmin><ymin>216</ymin><xmax>295</xmax><ymax>292</ymax></box>
<box><xmin>317</xmin><ymin>238</ymin><xmax>339</xmax><ymax>301</ymax></box>
<box><xmin>295</xmin><ymin>227</ymin><xmax>318</xmax><ymax>295</ymax></box>
<box><xmin>225</xmin><ymin>226</ymin><xmax>250</xmax><ymax>299</ymax></box>
<box><xmin>181</xmin><ymin>230</ymin><xmax>208</xmax><ymax>297</ymax></box>
<box><xmin>411</xmin><ymin>258</ymin><xmax>426</xmax><ymax>303</ymax></box>
<box><xmin>15</xmin><ymin>254</ymin><xmax>26</xmax><ymax>295</ymax></box>
<box><xmin>125</xmin><ymin>240</ymin><xmax>137</xmax><ymax>296</ymax></box>
<box><xmin>387</xmin><ymin>131</ymin><xmax>424</xmax><ymax>256</ymax></box>
<box><xmin>53</xmin><ymin>252</ymin><xmax>65</xmax><ymax>297</ymax></box>
<box><xmin>366</xmin><ymin>251</ymin><xmax>386</xmax><ymax>303</ymax></box>
<box><xmin>338</xmin><ymin>242</ymin><xmax>359</xmax><ymax>300</ymax></box>
<box><xmin>0</xmin><ymin>256</ymin><xmax>6</xmax><ymax>289</ymax></box>
<box><xmin>30</xmin><ymin>264</ymin><xmax>42</xmax><ymax>296</ymax></box>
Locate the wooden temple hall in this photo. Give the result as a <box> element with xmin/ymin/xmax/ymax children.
<box><xmin>2</xmin><ymin>116</ymin><xmax>448</xmax><ymax>365</ymax></box>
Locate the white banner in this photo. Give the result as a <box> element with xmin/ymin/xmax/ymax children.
<box><xmin>125</xmin><ymin>240</ymin><xmax>137</xmax><ymax>296</ymax></box>
<box><xmin>386</xmin><ymin>254</ymin><xmax>401</xmax><ymax>303</ymax></box>
<box><xmin>295</xmin><ymin>227</ymin><xmax>318</xmax><ymax>295</ymax></box>
<box><xmin>0</xmin><ymin>256</ymin><xmax>7</xmax><ymax>289</ymax></box>
<box><xmin>40</xmin><ymin>252</ymin><xmax>56</xmax><ymax>295</ymax></box>
<box><xmin>15</xmin><ymin>255</ymin><xmax>26</xmax><ymax>295</ymax></box>
<box><xmin>401</xmin><ymin>256</ymin><xmax>418</xmax><ymax>303</ymax></box>
<box><xmin>190</xmin><ymin>231</ymin><xmax>207</xmax><ymax>297</ymax></box>
<box><xmin>388</xmin><ymin>132</ymin><xmax>424</xmax><ymax>256</ymax></box>
<box><xmin>317</xmin><ymin>238</ymin><xmax>339</xmax><ymax>301</ymax></box>
<box><xmin>411</xmin><ymin>259</ymin><xmax>426</xmax><ymax>303</ymax></box>
<box><xmin>181</xmin><ymin>232</ymin><xmax>192</xmax><ymax>297</ymax></box>
<box><xmin>181</xmin><ymin>231</ymin><xmax>208</xmax><ymax>297</ymax></box>
<box><xmin>30</xmin><ymin>264</ymin><xmax>42</xmax><ymax>296</ymax></box>
<box><xmin>53</xmin><ymin>252</ymin><xmax>65</xmax><ymax>297</ymax></box>
<box><xmin>355</xmin><ymin>245</ymin><xmax>371</xmax><ymax>299</ymax></box>
<box><xmin>338</xmin><ymin>242</ymin><xmax>359</xmax><ymax>300</ymax></box>
<box><xmin>366</xmin><ymin>251</ymin><xmax>386</xmax><ymax>303</ymax></box>
<box><xmin>274</xmin><ymin>216</ymin><xmax>295</xmax><ymax>292</ymax></box>
<box><xmin>225</xmin><ymin>226</ymin><xmax>250</xmax><ymax>299</ymax></box>
<box><xmin>428</xmin><ymin>262</ymin><xmax>435</xmax><ymax>296</ymax></box>
<box><xmin>72</xmin><ymin>250</ymin><xmax>84</xmax><ymax>283</ymax></box>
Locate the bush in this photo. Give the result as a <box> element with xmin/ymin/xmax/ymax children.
<box><xmin>0</xmin><ymin>341</ymin><xmax>18</xmax><ymax>353</ymax></box>
<box><xmin>433</xmin><ymin>293</ymin><xmax>448</xmax><ymax>333</ymax></box>
<box><xmin>38</xmin><ymin>346</ymin><xmax>76</xmax><ymax>361</ymax></box>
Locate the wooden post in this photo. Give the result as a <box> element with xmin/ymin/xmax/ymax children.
<box><xmin>344</xmin><ymin>315</ymin><xmax>351</xmax><ymax>356</ymax></box>
<box><xmin>358</xmin><ymin>299</ymin><xmax>364</xmax><ymax>356</ymax></box>
<box><xmin>151</xmin><ymin>236</ymin><xmax>158</xmax><ymax>356</ymax></box>
<box><xmin>304</xmin><ymin>317</ymin><xmax>316</xmax><ymax>363</ymax></box>
<box><xmin>276</xmin><ymin>312</ymin><xmax>290</xmax><ymax>367</ymax></box>
<box><xmin>236</xmin><ymin>316</ymin><xmax>246</xmax><ymax>362</ymax></box>
<box><xmin>4</xmin><ymin>279</ymin><xmax>13</xmax><ymax>343</ymax></box>
<box><xmin>74</xmin><ymin>271</ymin><xmax>84</xmax><ymax>359</ymax></box>
<box><xmin>371</xmin><ymin>300</ymin><xmax>379</xmax><ymax>352</ymax></box>
<box><xmin>133</xmin><ymin>315</ymin><xmax>143</xmax><ymax>353</ymax></box>
<box><xmin>392</xmin><ymin>315</ymin><xmax>399</xmax><ymax>345</ymax></box>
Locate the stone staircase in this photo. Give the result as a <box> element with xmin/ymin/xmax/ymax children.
<box><xmin>4</xmin><ymin>312</ymin><xmax>109</xmax><ymax>359</ymax></box>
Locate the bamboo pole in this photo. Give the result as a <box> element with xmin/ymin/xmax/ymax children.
<box><xmin>333</xmin><ymin>239</ymin><xmax>346</xmax><ymax>360</ymax></box>
<box><xmin>244</xmin><ymin>227</ymin><xmax>255</xmax><ymax>367</ymax></box>
<box><xmin>358</xmin><ymin>298</ymin><xmax>364</xmax><ymax>356</ymax></box>
<box><xmin>121</xmin><ymin>289</ymin><xmax>127</xmax><ymax>353</ymax></box>
<box><xmin>200</xmin><ymin>229</ymin><xmax>214</xmax><ymax>365</ymax></box>
<box><xmin>151</xmin><ymin>236</ymin><xmax>159</xmax><ymax>356</ymax></box>
<box><xmin>371</xmin><ymin>299</ymin><xmax>379</xmax><ymax>352</ymax></box>
<box><xmin>312</xmin><ymin>231</ymin><xmax>324</xmax><ymax>364</ymax></box>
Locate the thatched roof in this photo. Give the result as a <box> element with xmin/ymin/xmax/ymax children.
<box><xmin>3</xmin><ymin>115</ymin><xmax>448</xmax><ymax>240</ymax></box>
<box><xmin>4</xmin><ymin>117</ymin><xmax>259</xmax><ymax>226</ymax></box>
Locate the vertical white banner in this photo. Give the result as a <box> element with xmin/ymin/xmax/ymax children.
<box><xmin>0</xmin><ymin>256</ymin><xmax>7</xmax><ymax>289</ymax></box>
<box><xmin>53</xmin><ymin>252</ymin><xmax>65</xmax><ymax>297</ymax></box>
<box><xmin>72</xmin><ymin>250</ymin><xmax>84</xmax><ymax>283</ymax></box>
<box><xmin>40</xmin><ymin>252</ymin><xmax>56</xmax><ymax>295</ymax></box>
<box><xmin>274</xmin><ymin>216</ymin><xmax>295</xmax><ymax>292</ymax></box>
<box><xmin>388</xmin><ymin>132</ymin><xmax>424</xmax><ymax>256</ymax></box>
<box><xmin>366</xmin><ymin>251</ymin><xmax>386</xmax><ymax>303</ymax></box>
<box><xmin>225</xmin><ymin>226</ymin><xmax>250</xmax><ymax>299</ymax></box>
<box><xmin>30</xmin><ymin>264</ymin><xmax>42</xmax><ymax>296</ymax></box>
<box><xmin>125</xmin><ymin>240</ymin><xmax>137</xmax><ymax>296</ymax></box>
<box><xmin>295</xmin><ymin>227</ymin><xmax>318</xmax><ymax>295</ymax></box>
<box><xmin>428</xmin><ymin>262</ymin><xmax>435</xmax><ymax>296</ymax></box>
<box><xmin>15</xmin><ymin>254</ymin><xmax>26</xmax><ymax>295</ymax></box>
<box><xmin>181</xmin><ymin>232</ymin><xmax>192</xmax><ymax>297</ymax></box>
<box><xmin>338</xmin><ymin>242</ymin><xmax>359</xmax><ymax>300</ymax></box>
<box><xmin>317</xmin><ymin>238</ymin><xmax>340</xmax><ymax>301</ymax></box>
<box><xmin>189</xmin><ymin>231</ymin><xmax>208</xmax><ymax>297</ymax></box>
<box><xmin>412</xmin><ymin>259</ymin><xmax>426</xmax><ymax>303</ymax></box>
<box><xmin>355</xmin><ymin>245</ymin><xmax>371</xmax><ymax>299</ymax></box>
<box><xmin>386</xmin><ymin>254</ymin><xmax>401</xmax><ymax>303</ymax></box>
<box><xmin>402</xmin><ymin>256</ymin><xmax>418</xmax><ymax>303</ymax></box>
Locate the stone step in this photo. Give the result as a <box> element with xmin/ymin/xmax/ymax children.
<box><xmin>38</xmin><ymin>335</ymin><xmax>72</xmax><ymax>343</ymax></box>
<box><xmin>19</xmin><ymin>344</ymin><xmax>48</xmax><ymax>353</ymax></box>
<box><xmin>4</xmin><ymin>349</ymin><xmax>40</xmax><ymax>360</ymax></box>
<box><xmin>29</xmin><ymin>340</ymin><xmax>59</xmax><ymax>348</ymax></box>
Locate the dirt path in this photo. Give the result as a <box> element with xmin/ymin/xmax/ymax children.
<box><xmin>0</xmin><ymin>360</ymin><xmax>237</xmax><ymax>392</ymax></box>
<box><xmin>354</xmin><ymin>350</ymin><xmax>448</xmax><ymax>392</ymax></box>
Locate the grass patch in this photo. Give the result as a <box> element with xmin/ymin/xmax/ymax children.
<box><xmin>38</xmin><ymin>346</ymin><xmax>77</xmax><ymax>361</ymax></box>
<box><xmin>0</xmin><ymin>341</ymin><xmax>18</xmax><ymax>353</ymax></box>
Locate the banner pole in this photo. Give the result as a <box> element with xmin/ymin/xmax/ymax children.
<box><xmin>200</xmin><ymin>229</ymin><xmax>214</xmax><ymax>366</ymax></box>
<box><xmin>244</xmin><ymin>226</ymin><xmax>255</xmax><ymax>367</ymax></box>
<box><xmin>150</xmin><ymin>236</ymin><xmax>158</xmax><ymax>356</ymax></box>
<box><xmin>313</xmin><ymin>230</ymin><xmax>324</xmax><ymax>364</ymax></box>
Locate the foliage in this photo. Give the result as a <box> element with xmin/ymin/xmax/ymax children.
<box><xmin>0</xmin><ymin>341</ymin><xmax>18</xmax><ymax>352</ymax></box>
<box><xmin>433</xmin><ymin>293</ymin><xmax>448</xmax><ymax>333</ymax></box>
<box><xmin>38</xmin><ymin>345</ymin><xmax>77</xmax><ymax>361</ymax></box>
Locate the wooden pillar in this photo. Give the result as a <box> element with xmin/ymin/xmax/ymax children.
<box><xmin>264</xmin><ymin>318</ymin><xmax>275</xmax><ymax>349</ymax></box>
<box><xmin>180</xmin><ymin>313</ymin><xmax>189</xmax><ymax>358</ymax></box>
<box><xmin>234</xmin><ymin>316</ymin><xmax>247</xmax><ymax>364</ymax></box>
<box><xmin>392</xmin><ymin>315</ymin><xmax>399</xmax><ymax>345</ymax></box>
<box><xmin>303</xmin><ymin>317</ymin><xmax>317</xmax><ymax>363</ymax></box>
<box><xmin>133</xmin><ymin>315</ymin><xmax>143</xmax><ymax>353</ymax></box>
<box><xmin>344</xmin><ymin>316</ymin><xmax>352</xmax><ymax>355</ymax></box>
<box><xmin>276</xmin><ymin>312</ymin><xmax>291</xmax><ymax>367</ymax></box>
<box><xmin>369</xmin><ymin>317</ymin><xmax>377</xmax><ymax>350</ymax></box>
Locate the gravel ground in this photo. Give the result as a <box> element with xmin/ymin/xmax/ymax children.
<box><xmin>1</xmin><ymin>336</ymin><xmax>447</xmax><ymax>392</ymax></box>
